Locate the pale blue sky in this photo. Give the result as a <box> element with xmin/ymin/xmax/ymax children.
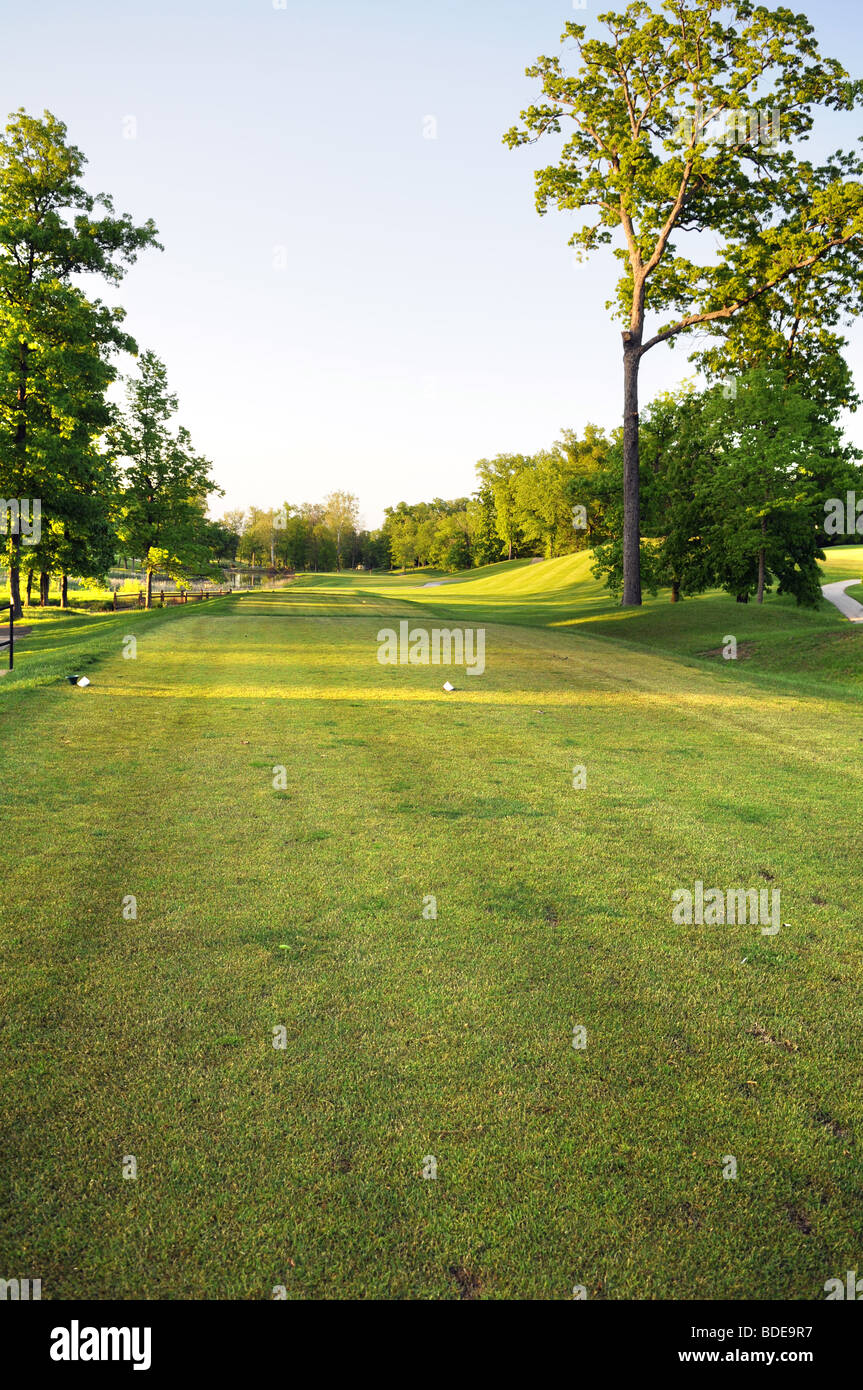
<box><xmin>3</xmin><ymin>0</ymin><xmax>862</xmax><ymax>526</ymax></box>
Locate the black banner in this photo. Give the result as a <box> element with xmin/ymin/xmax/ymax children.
<box><xmin>5</xmin><ymin>1297</ymin><xmax>857</xmax><ymax>1377</ymax></box>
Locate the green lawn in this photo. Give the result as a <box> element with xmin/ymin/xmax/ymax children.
<box><xmin>1</xmin><ymin>554</ymin><xmax>861</xmax><ymax>1299</ymax></box>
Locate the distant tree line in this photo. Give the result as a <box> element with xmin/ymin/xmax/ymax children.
<box><xmin>189</xmin><ymin>353</ymin><xmax>863</xmax><ymax>607</ymax></box>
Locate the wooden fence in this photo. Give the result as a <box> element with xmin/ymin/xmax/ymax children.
<box><xmin>111</xmin><ymin>588</ymin><xmax>231</xmax><ymax>610</ymax></box>
<box><xmin>1</xmin><ymin>601</ymin><xmax>12</xmax><ymax>669</ymax></box>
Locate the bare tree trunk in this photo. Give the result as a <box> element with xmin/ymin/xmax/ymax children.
<box><xmin>670</xmin><ymin>579</ymin><xmax>680</xmax><ymax>603</ymax></box>
<box><xmin>145</xmin><ymin>568</ymin><xmax>153</xmax><ymax>610</ymax></box>
<box><xmin>60</xmin><ymin>573</ymin><xmax>68</xmax><ymax>609</ymax></box>
<box><xmin>39</xmin><ymin>570</ymin><xmax>50</xmax><ymax>606</ymax></box>
<box><xmin>9</xmin><ymin>535</ymin><xmax>23</xmax><ymax>619</ymax></box>
<box><xmin>622</xmin><ymin>330</ymin><xmax>642</xmax><ymax>606</ymax></box>
<box><xmin>26</xmin><ymin>566</ymin><xmax>34</xmax><ymax>606</ymax></box>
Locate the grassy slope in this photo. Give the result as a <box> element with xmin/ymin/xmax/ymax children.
<box><xmin>376</xmin><ymin>549</ymin><xmax>863</xmax><ymax>696</ymax></box>
<box><xmin>0</xmin><ymin>558</ymin><xmax>861</xmax><ymax>1299</ymax></box>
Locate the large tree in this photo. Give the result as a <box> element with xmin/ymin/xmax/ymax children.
<box><xmin>112</xmin><ymin>351</ymin><xmax>221</xmax><ymax>607</ymax></box>
<box><xmin>323</xmin><ymin>491</ymin><xmax>359</xmax><ymax>571</ymax></box>
<box><xmin>698</xmin><ymin>370</ymin><xmax>851</xmax><ymax>605</ymax></box>
<box><xmin>593</xmin><ymin>372</ymin><xmax>859</xmax><ymax>604</ymax></box>
<box><xmin>469</xmin><ymin>483</ymin><xmax>502</xmax><ymax>567</ymax></box>
<box><xmin>505</xmin><ymin>1</ymin><xmax>863</xmax><ymax>604</ymax></box>
<box><xmin>555</xmin><ymin>424</ymin><xmax>615</xmax><ymax>549</ymax></box>
<box><xmin>21</xmin><ymin>290</ymin><xmax>122</xmax><ymax>607</ymax></box>
<box><xmin>0</xmin><ymin>109</ymin><xmax>159</xmax><ymax>616</ymax></box>
<box><xmin>475</xmin><ymin>454</ymin><xmax>530</xmax><ymax>560</ymax></box>
<box><xmin>512</xmin><ymin>450</ymin><xmax>574</xmax><ymax>558</ymax></box>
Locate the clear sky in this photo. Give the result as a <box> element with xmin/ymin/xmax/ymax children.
<box><xmin>2</xmin><ymin>0</ymin><xmax>862</xmax><ymax>528</ymax></box>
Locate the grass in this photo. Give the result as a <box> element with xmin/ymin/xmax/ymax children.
<box><xmin>0</xmin><ymin>599</ymin><xmax>235</xmax><ymax>693</ymax></box>
<box><xmin>0</xmin><ymin>552</ymin><xmax>861</xmax><ymax>1299</ymax></box>
<box><xmin>0</xmin><ymin>582</ymin><xmax>130</xmax><ymax>612</ymax></box>
<box><xmin>372</xmin><ymin>549</ymin><xmax>863</xmax><ymax>697</ymax></box>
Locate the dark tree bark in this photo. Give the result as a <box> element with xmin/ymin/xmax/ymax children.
<box><xmin>9</xmin><ymin>534</ymin><xmax>23</xmax><ymax>619</ymax></box>
<box><xmin>621</xmin><ymin>329</ymin><xmax>643</xmax><ymax>607</ymax></box>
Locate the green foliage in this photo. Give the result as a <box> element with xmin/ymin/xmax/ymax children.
<box><xmin>0</xmin><ymin>108</ymin><xmax>159</xmax><ymax>611</ymax></box>
<box><xmin>504</xmin><ymin>1</ymin><xmax>863</xmax><ymax>603</ymax></box>
<box><xmin>696</xmin><ymin>371</ymin><xmax>850</xmax><ymax>605</ymax></box>
<box><xmin>505</xmin><ymin>2</ymin><xmax>863</xmax><ymax>332</ymax></box>
<box><xmin>112</xmin><ymin>351</ymin><xmax>222</xmax><ymax>599</ymax></box>
<box><xmin>592</xmin><ymin>372</ymin><xmax>863</xmax><ymax>605</ymax></box>
<box><xmin>323</xmin><ymin>491</ymin><xmax>360</xmax><ymax>571</ymax></box>
<box><xmin>475</xmin><ymin>455</ymin><xmax>531</xmax><ymax>560</ymax></box>
<box><xmin>471</xmin><ymin>483</ymin><xmax>502</xmax><ymax>567</ymax></box>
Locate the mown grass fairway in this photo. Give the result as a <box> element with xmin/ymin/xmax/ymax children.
<box><xmin>1</xmin><ymin>559</ymin><xmax>862</xmax><ymax>1299</ymax></box>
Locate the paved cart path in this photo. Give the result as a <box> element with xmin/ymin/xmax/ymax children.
<box><xmin>821</xmin><ymin>580</ymin><xmax>863</xmax><ymax>622</ymax></box>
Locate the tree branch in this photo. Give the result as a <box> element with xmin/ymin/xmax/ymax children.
<box><xmin>639</xmin><ymin>231</ymin><xmax>861</xmax><ymax>355</ymax></box>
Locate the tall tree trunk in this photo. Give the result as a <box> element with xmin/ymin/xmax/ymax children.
<box><xmin>60</xmin><ymin>573</ymin><xmax>68</xmax><ymax>609</ymax></box>
<box><xmin>9</xmin><ymin>534</ymin><xmax>23</xmax><ymax>619</ymax></box>
<box><xmin>670</xmin><ymin>579</ymin><xmax>680</xmax><ymax>603</ymax></box>
<box><xmin>621</xmin><ymin>330</ymin><xmax>642</xmax><ymax>606</ymax></box>
<box><xmin>145</xmin><ymin>568</ymin><xmax>153</xmax><ymax>610</ymax></box>
<box><xmin>39</xmin><ymin>570</ymin><xmax>50</xmax><ymax>606</ymax></box>
<box><xmin>26</xmin><ymin>566</ymin><xmax>34</xmax><ymax>606</ymax></box>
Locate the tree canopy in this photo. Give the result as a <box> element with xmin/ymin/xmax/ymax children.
<box><xmin>505</xmin><ymin>0</ymin><xmax>863</xmax><ymax>604</ymax></box>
